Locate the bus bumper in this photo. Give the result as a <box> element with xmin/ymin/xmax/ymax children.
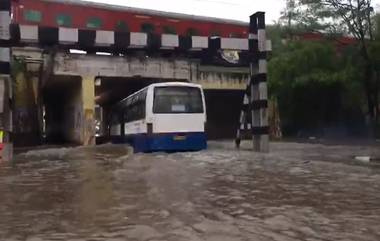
<box><xmin>133</xmin><ymin>132</ymin><xmax>207</xmax><ymax>153</ymax></box>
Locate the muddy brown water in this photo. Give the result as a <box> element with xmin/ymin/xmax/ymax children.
<box><xmin>0</xmin><ymin>142</ymin><xmax>379</xmax><ymax>241</ymax></box>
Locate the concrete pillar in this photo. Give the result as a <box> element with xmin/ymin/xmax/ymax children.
<box><xmin>0</xmin><ymin>75</ymin><xmax>12</xmax><ymax>162</ymax></box>
<box><xmin>0</xmin><ymin>0</ymin><xmax>13</xmax><ymax>161</ymax></box>
<box><xmin>12</xmin><ymin>59</ymin><xmax>41</xmax><ymax>146</ymax></box>
<box><xmin>235</xmin><ymin>12</ymin><xmax>269</xmax><ymax>152</ymax></box>
<box><xmin>251</xmin><ymin>12</ymin><xmax>269</xmax><ymax>152</ymax></box>
<box><xmin>81</xmin><ymin>75</ymin><xmax>96</xmax><ymax>145</ymax></box>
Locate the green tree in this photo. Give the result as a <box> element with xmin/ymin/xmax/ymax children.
<box><xmin>319</xmin><ymin>0</ymin><xmax>378</xmax><ymax>136</ymax></box>
<box><xmin>268</xmin><ymin>40</ymin><xmax>365</xmax><ymax>135</ymax></box>
<box><xmin>280</xmin><ymin>0</ymin><xmax>340</xmax><ymax>33</ymax></box>
<box><xmin>266</xmin><ymin>24</ymin><xmax>287</xmax><ymax>52</ymax></box>
<box><xmin>279</xmin><ymin>0</ymin><xmax>379</xmax><ymax>136</ymax></box>
<box><xmin>368</xmin><ymin>14</ymin><xmax>380</xmax><ymax>134</ymax></box>
<box><xmin>374</xmin><ymin>14</ymin><xmax>380</xmax><ymax>39</ymax></box>
<box><xmin>280</xmin><ymin>0</ymin><xmax>300</xmax><ymax>28</ymax></box>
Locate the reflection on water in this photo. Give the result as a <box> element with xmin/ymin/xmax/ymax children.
<box><xmin>0</xmin><ymin>142</ymin><xmax>379</xmax><ymax>241</ymax></box>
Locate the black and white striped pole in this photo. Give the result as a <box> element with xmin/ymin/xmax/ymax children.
<box><xmin>235</xmin><ymin>12</ymin><xmax>269</xmax><ymax>152</ymax></box>
<box><xmin>0</xmin><ymin>0</ymin><xmax>13</xmax><ymax>161</ymax></box>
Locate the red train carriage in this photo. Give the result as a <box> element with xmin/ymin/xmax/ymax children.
<box><xmin>11</xmin><ymin>0</ymin><xmax>249</xmax><ymax>38</ymax></box>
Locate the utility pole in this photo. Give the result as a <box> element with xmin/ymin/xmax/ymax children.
<box><xmin>235</xmin><ymin>12</ymin><xmax>269</xmax><ymax>152</ymax></box>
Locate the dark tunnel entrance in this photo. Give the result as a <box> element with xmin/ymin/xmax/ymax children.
<box><xmin>41</xmin><ymin>76</ymin><xmax>244</xmax><ymax>145</ymax></box>
<box><xmin>43</xmin><ymin>76</ymin><xmax>82</xmax><ymax>145</ymax></box>
<box><xmin>42</xmin><ymin>76</ymin><xmax>173</xmax><ymax>146</ymax></box>
<box><xmin>204</xmin><ymin>89</ymin><xmax>244</xmax><ymax>139</ymax></box>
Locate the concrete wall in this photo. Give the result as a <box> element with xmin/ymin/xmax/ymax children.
<box><xmin>53</xmin><ymin>53</ymin><xmax>249</xmax><ymax>90</ymax></box>
<box><xmin>81</xmin><ymin>76</ymin><xmax>95</xmax><ymax>145</ymax></box>
<box><xmin>0</xmin><ymin>75</ymin><xmax>12</xmax><ymax>143</ymax></box>
<box><xmin>54</xmin><ymin>54</ymin><xmax>196</xmax><ymax>81</ymax></box>
<box><xmin>194</xmin><ymin>66</ymin><xmax>249</xmax><ymax>90</ymax></box>
<box><xmin>12</xmin><ymin>58</ymin><xmax>42</xmax><ymax>146</ymax></box>
<box><xmin>45</xmin><ymin>75</ymin><xmax>95</xmax><ymax>145</ymax></box>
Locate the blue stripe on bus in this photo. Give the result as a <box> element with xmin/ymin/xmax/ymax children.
<box><xmin>112</xmin><ymin>132</ymin><xmax>207</xmax><ymax>153</ymax></box>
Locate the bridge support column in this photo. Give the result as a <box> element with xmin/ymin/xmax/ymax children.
<box><xmin>81</xmin><ymin>75</ymin><xmax>96</xmax><ymax>145</ymax></box>
<box><xmin>12</xmin><ymin>59</ymin><xmax>41</xmax><ymax>146</ymax></box>
<box><xmin>251</xmin><ymin>12</ymin><xmax>269</xmax><ymax>152</ymax></box>
<box><xmin>0</xmin><ymin>0</ymin><xmax>13</xmax><ymax>160</ymax></box>
<box><xmin>235</xmin><ymin>12</ymin><xmax>269</xmax><ymax>152</ymax></box>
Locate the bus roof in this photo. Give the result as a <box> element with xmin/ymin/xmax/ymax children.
<box><xmin>117</xmin><ymin>82</ymin><xmax>202</xmax><ymax>107</ymax></box>
<box><xmin>148</xmin><ymin>82</ymin><xmax>202</xmax><ymax>88</ymax></box>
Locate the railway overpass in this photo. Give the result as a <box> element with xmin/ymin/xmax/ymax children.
<box><xmin>1</xmin><ymin>1</ymin><xmax>270</xmax><ymax>149</ymax></box>
<box><xmin>11</xmin><ymin>47</ymin><xmax>252</xmax><ymax>146</ymax></box>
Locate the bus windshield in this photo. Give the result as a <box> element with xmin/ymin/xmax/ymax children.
<box><xmin>153</xmin><ymin>86</ymin><xmax>204</xmax><ymax>114</ymax></box>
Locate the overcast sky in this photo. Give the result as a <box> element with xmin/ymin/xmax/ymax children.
<box><xmin>84</xmin><ymin>0</ymin><xmax>380</xmax><ymax>24</ymax></box>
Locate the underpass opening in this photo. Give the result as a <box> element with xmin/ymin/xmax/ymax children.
<box><xmin>204</xmin><ymin>89</ymin><xmax>244</xmax><ymax>139</ymax></box>
<box><xmin>43</xmin><ymin>75</ymin><xmax>82</xmax><ymax>145</ymax></box>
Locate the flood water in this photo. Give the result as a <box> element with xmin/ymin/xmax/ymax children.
<box><xmin>0</xmin><ymin>141</ymin><xmax>380</xmax><ymax>241</ymax></box>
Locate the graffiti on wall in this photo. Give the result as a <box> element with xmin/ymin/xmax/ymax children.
<box><xmin>84</xmin><ymin>109</ymin><xmax>95</xmax><ymax>145</ymax></box>
<box><xmin>13</xmin><ymin>108</ymin><xmax>34</xmax><ymax>133</ymax></box>
<box><xmin>12</xmin><ymin>59</ymin><xmax>40</xmax><ymax>135</ymax></box>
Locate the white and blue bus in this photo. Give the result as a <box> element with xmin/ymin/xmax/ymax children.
<box><xmin>110</xmin><ymin>82</ymin><xmax>207</xmax><ymax>152</ymax></box>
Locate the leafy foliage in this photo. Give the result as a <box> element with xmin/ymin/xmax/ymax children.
<box><xmin>374</xmin><ymin>14</ymin><xmax>380</xmax><ymax>39</ymax></box>
<box><xmin>280</xmin><ymin>0</ymin><xmax>343</xmax><ymax>33</ymax></box>
<box><xmin>274</xmin><ymin>0</ymin><xmax>380</xmax><ymax>137</ymax></box>
<box><xmin>268</xmin><ymin>39</ymin><xmax>366</xmax><ymax>136</ymax></box>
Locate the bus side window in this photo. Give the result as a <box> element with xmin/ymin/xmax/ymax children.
<box><xmin>124</xmin><ymin>89</ymin><xmax>147</xmax><ymax>123</ymax></box>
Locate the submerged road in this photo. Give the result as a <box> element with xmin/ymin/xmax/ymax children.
<box><xmin>0</xmin><ymin>141</ymin><xmax>380</xmax><ymax>241</ymax></box>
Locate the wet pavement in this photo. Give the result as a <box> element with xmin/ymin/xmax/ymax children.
<box><xmin>0</xmin><ymin>141</ymin><xmax>380</xmax><ymax>241</ymax></box>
